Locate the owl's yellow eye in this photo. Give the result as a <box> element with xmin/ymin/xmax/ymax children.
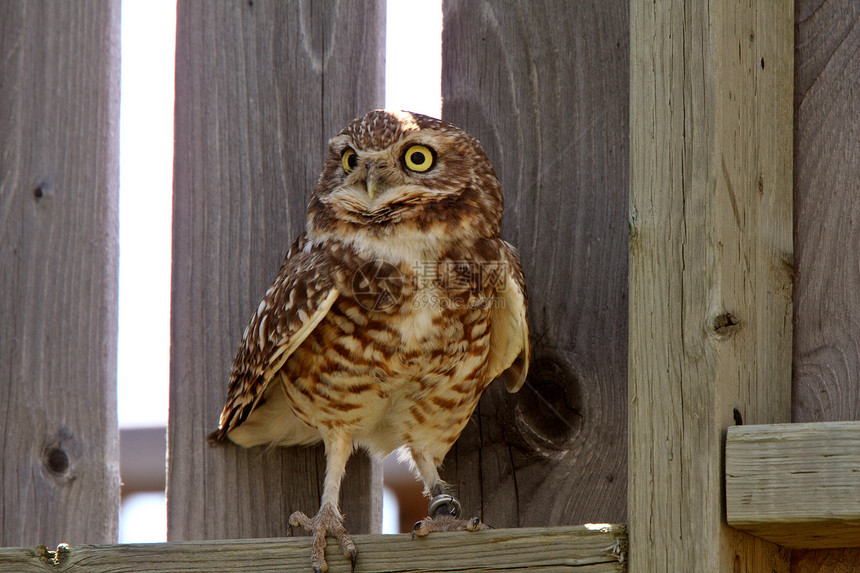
<box><xmin>403</xmin><ymin>145</ymin><xmax>434</xmax><ymax>173</ymax></box>
<box><xmin>341</xmin><ymin>148</ymin><xmax>358</xmax><ymax>173</ymax></box>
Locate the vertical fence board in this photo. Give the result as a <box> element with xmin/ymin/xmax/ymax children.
<box><xmin>792</xmin><ymin>1</ymin><xmax>860</xmax><ymax>424</ymax></box>
<box><xmin>168</xmin><ymin>0</ymin><xmax>385</xmax><ymax>541</ymax></box>
<box><xmin>629</xmin><ymin>0</ymin><xmax>793</xmax><ymax>571</ymax></box>
<box><xmin>0</xmin><ymin>0</ymin><xmax>121</xmax><ymax>547</ymax></box>
<box><xmin>791</xmin><ymin>0</ymin><xmax>860</xmax><ymax>570</ymax></box>
<box><xmin>440</xmin><ymin>1</ymin><xmax>629</xmax><ymax>527</ymax></box>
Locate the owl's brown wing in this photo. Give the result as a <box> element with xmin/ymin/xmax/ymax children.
<box><xmin>208</xmin><ymin>235</ymin><xmax>339</xmax><ymax>444</ymax></box>
<box><xmin>488</xmin><ymin>241</ymin><xmax>530</xmax><ymax>392</ymax></box>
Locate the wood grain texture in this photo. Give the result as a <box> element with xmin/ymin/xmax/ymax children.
<box><xmin>726</xmin><ymin>422</ymin><xmax>860</xmax><ymax>548</ymax></box>
<box><xmin>792</xmin><ymin>1</ymin><xmax>860</xmax><ymax>423</ymax></box>
<box><xmin>168</xmin><ymin>0</ymin><xmax>384</xmax><ymax>541</ymax></box>
<box><xmin>0</xmin><ymin>525</ymin><xmax>627</xmax><ymax>573</ymax></box>
<box><xmin>791</xmin><ymin>3</ymin><xmax>860</xmax><ymax>568</ymax></box>
<box><xmin>629</xmin><ymin>0</ymin><xmax>793</xmax><ymax>571</ymax></box>
<box><xmin>439</xmin><ymin>0</ymin><xmax>630</xmax><ymax>528</ymax></box>
<box><xmin>792</xmin><ymin>549</ymin><xmax>860</xmax><ymax>573</ymax></box>
<box><xmin>0</xmin><ymin>0</ymin><xmax>120</xmax><ymax>547</ymax></box>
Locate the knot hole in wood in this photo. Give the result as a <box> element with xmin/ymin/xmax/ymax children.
<box><xmin>510</xmin><ymin>352</ymin><xmax>581</xmax><ymax>458</ymax></box>
<box><xmin>32</xmin><ymin>180</ymin><xmax>51</xmax><ymax>202</ymax></box>
<box><xmin>709</xmin><ymin>311</ymin><xmax>741</xmax><ymax>340</ymax></box>
<box><xmin>41</xmin><ymin>427</ymin><xmax>77</xmax><ymax>482</ymax></box>
<box><xmin>46</xmin><ymin>447</ymin><xmax>70</xmax><ymax>474</ymax></box>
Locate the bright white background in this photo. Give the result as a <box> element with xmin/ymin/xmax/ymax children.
<box><xmin>118</xmin><ymin>0</ymin><xmax>442</xmax><ymax>542</ymax></box>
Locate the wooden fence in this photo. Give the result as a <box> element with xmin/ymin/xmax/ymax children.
<box><xmin>0</xmin><ymin>0</ymin><xmax>121</xmax><ymax>548</ymax></box>
<box><xmin>1</xmin><ymin>0</ymin><xmax>858</xmax><ymax>571</ymax></box>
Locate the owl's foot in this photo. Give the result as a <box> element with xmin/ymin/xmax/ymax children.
<box><xmin>289</xmin><ymin>503</ymin><xmax>356</xmax><ymax>573</ymax></box>
<box><xmin>411</xmin><ymin>513</ymin><xmax>489</xmax><ymax>537</ymax></box>
<box><xmin>411</xmin><ymin>494</ymin><xmax>490</xmax><ymax>538</ymax></box>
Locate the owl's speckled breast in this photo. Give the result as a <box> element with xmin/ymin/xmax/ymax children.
<box><xmin>279</xmin><ymin>256</ymin><xmax>495</xmax><ymax>463</ymax></box>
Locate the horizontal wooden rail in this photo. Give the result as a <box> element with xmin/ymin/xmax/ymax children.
<box><xmin>726</xmin><ymin>421</ymin><xmax>860</xmax><ymax>548</ymax></box>
<box><xmin>0</xmin><ymin>525</ymin><xmax>626</xmax><ymax>572</ymax></box>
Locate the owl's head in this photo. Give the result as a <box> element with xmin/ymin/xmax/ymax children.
<box><xmin>306</xmin><ymin>110</ymin><xmax>503</xmax><ymax>261</ymax></box>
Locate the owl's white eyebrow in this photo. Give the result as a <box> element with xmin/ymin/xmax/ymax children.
<box><xmin>354</xmin><ymin>149</ymin><xmax>389</xmax><ymax>162</ymax></box>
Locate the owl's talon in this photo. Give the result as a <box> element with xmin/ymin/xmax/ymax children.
<box><xmin>411</xmin><ymin>512</ymin><xmax>489</xmax><ymax>537</ymax></box>
<box><xmin>289</xmin><ymin>510</ymin><xmax>312</xmax><ymax>530</ymax></box>
<box><xmin>347</xmin><ymin>547</ymin><xmax>357</xmax><ymax>573</ymax></box>
<box><xmin>289</xmin><ymin>505</ymin><xmax>353</xmax><ymax>573</ymax></box>
<box><xmin>411</xmin><ymin>520</ymin><xmax>425</xmax><ymax>540</ymax></box>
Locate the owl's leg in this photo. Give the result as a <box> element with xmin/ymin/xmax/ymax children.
<box><xmin>289</xmin><ymin>434</ymin><xmax>356</xmax><ymax>573</ymax></box>
<box><xmin>409</xmin><ymin>451</ymin><xmax>489</xmax><ymax>538</ymax></box>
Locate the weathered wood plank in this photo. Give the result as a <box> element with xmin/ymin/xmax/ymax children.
<box><xmin>0</xmin><ymin>526</ymin><xmax>627</xmax><ymax>573</ymax></box>
<box><xmin>791</xmin><ymin>2</ymin><xmax>860</xmax><ymax>568</ymax></box>
<box><xmin>792</xmin><ymin>1</ymin><xmax>860</xmax><ymax>422</ymax></box>
<box><xmin>440</xmin><ymin>0</ymin><xmax>629</xmax><ymax>528</ymax></box>
<box><xmin>726</xmin><ymin>421</ymin><xmax>860</xmax><ymax>549</ymax></box>
<box><xmin>169</xmin><ymin>0</ymin><xmax>384</xmax><ymax>541</ymax></box>
<box><xmin>0</xmin><ymin>0</ymin><xmax>121</xmax><ymax>547</ymax></box>
<box><xmin>629</xmin><ymin>0</ymin><xmax>793</xmax><ymax>571</ymax></box>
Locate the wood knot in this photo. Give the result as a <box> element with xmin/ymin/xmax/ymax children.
<box><xmin>710</xmin><ymin>312</ymin><xmax>740</xmax><ymax>339</ymax></box>
<box><xmin>45</xmin><ymin>447</ymin><xmax>70</xmax><ymax>474</ymax></box>
<box><xmin>32</xmin><ymin>180</ymin><xmax>51</xmax><ymax>202</ymax></box>
<box><xmin>42</xmin><ymin>428</ymin><xmax>77</xmax><ymax>482</ymax></box>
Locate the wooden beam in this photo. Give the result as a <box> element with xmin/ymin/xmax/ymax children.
<box><xmin>0</xmin><ymin>0</ymin><xmax>121</xmax><ymax>547</ymax></box>
<box><xmin>169</xmin><ymin>0</ymin><xmax>385</xmax><ymax>540</ymax></box>
<box><xmin>629</xmin><ymin>0</ymin><xmax>794</xmax><ymax>571</ymax></box>
<box><xmin>726</xmin><ymin>421</ymin><xmax>860</xmax><ymax>548</ymax></box>
<box><xmin>0</xmin><ymin>526</ymin><xmax>627</xmax><ymax>573</ymax></box>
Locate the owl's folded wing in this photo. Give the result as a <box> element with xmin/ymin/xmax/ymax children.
<box><xmin>208</xmin><ymin>235</ymin><xmax>339</xmax><ymax>443</ymax></box>
<box><xmin>487</xmin><ymin>241</ymin><xmax>530</xmax><ymax>393</ymax></box>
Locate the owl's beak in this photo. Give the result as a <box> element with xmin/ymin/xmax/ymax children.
<box><xmin>365</xmin><ymin>163</ymin><xmax>385</xmax><ymax>200</ymax></box>
<box><xmin>366</xmin><ymin>177</ymin><xmax>379</xmax><ymax>200</ymax></box>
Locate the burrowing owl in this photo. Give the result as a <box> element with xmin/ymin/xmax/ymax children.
<box><xmin>209</xmin><ymin>110</ymin><xmax>529</xmax><ymax>573</ymax></box>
